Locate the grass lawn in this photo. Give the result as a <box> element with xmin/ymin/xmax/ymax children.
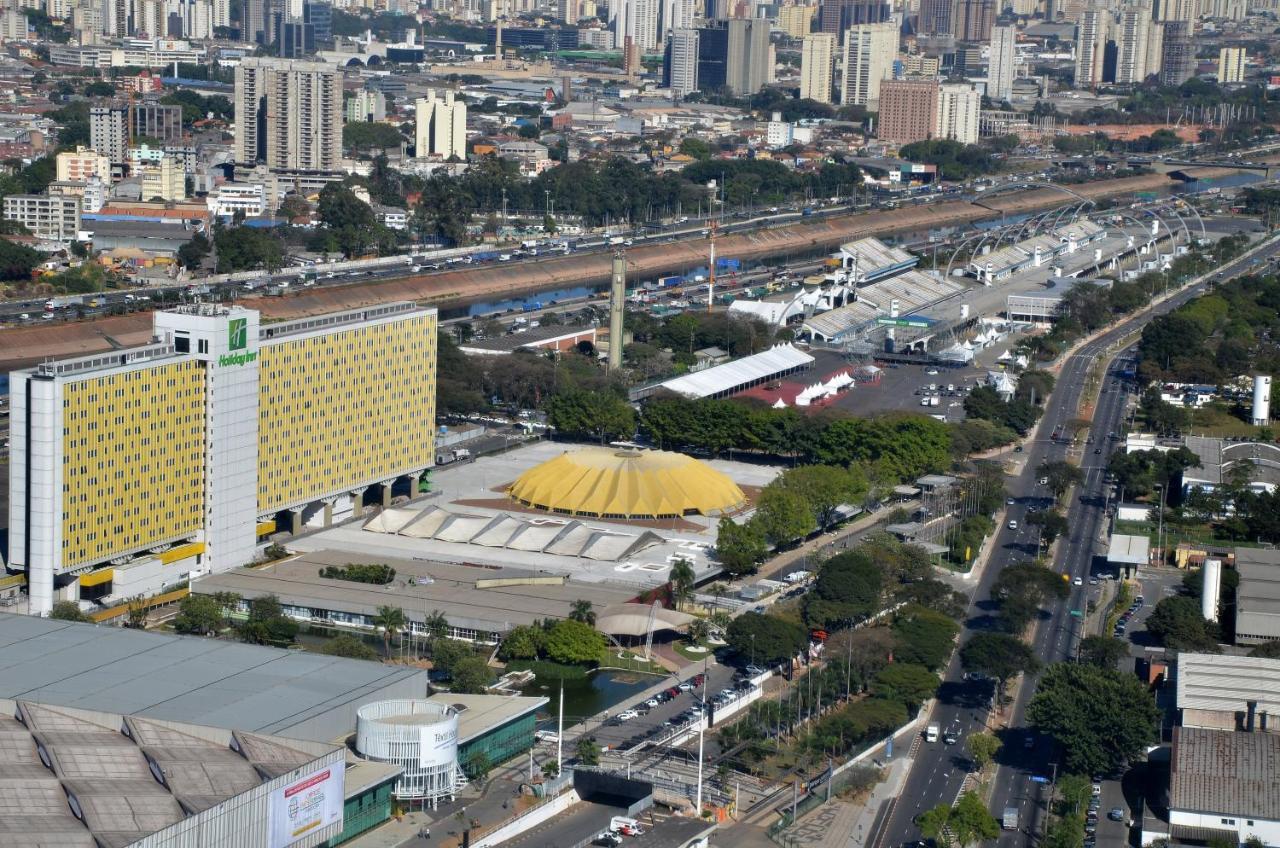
<box><xmin>1183</xmin><ymin>405</ymin><xmax>1260</xmax><ymax>438</ymax></box>
<box><xmin>673</xmin><ymin>639</ymin><xmax>715</xmax><ymax>662</ymax></box>
<box><xmin>1113</xmin><ymin>519</ymin><xmax>1267</xmax><ymax>550</ymax></box>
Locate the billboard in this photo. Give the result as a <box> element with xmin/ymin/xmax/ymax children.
<box><xmin>875</xmin><ymin>316</ymin><xmax>935</xmax><ymax>328</ymax></box>
<box><xmin>418</xmin><ymin>713</ymin><xmax>459</xmax><ymax>769</ymax></box>
<box><xmin>268</xmin><ymin>766</ymin><xmax>345</xmax><ymax>848</ymax></box>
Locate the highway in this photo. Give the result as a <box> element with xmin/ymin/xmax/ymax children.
<box><xmin>873</xmin><ymin>232</ymin><xmax>1280</xmax><ymax>848</ymax></box>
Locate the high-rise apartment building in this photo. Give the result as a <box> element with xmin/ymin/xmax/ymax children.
<box><xmin>9</xmin><ymin>302</ymin><xmax>438</xmax><ymax>616</ymax></box>
<box><xmin>1219</xmin><ymin>45</ymin><xmax>1245</xmax><ymax>82</ymax></box>
<box><xmin>611</xmin><ymin>0</ymin><xmax>660</xmax><ymax>52</ymax></box>
<box><xmin>878</xmin><ymin>78</ymin><xmax>940</xmax><ymax>143</ymax></box>
<box><xmin>987</xmin><ymin>24</ymin><xmax>1015</xmax><ymax>102</ymax></box>
<box><xmin>234</xmin><ymin>58</ymin><xmax>342</xmax><ymax>172</ymax></box>
<box><xmin>842</xmin><ymin>22</ymin><xmax>896</xmax><ymax>108</ymax></box>
<box><xmin>1154</xmin><ymin>0</ymin><xmax>1195</xmax><ymax>23</ymax></box>
<box><xmin>346</xmin><ymin>89</ymin><xmax>387</xmax><ymax>122</ymax></box>
<box><xmin>1074</xmin><ymin>6</ymin><xmax>1109</xmax><ymax>87</ymax></box>
<box><xmin>818</xmin><ymin>0</ymin><xmax>891</xmax><ymax>33</ymax></box>
<box><xmin>130</xmin><ymin>101</ymin><xmax>183</xmax><ymax>145</ymax></box>
<box><xmin>900</xmin><ymin>53</ymin><xmax>941</xmax><ymax>76</ymax></box>
<box><xmin>414</xmin><ymin>90</ymin><xmax>467</xmax><ymax>160</ymax></box>
<box><xmin>55</xmin><ymin>147</ymin><xmax>111</xmax><ymax>183</ymax></box>
<box><xmin>917</xmin><ymin>0</ymin><xmax>952</xmax><ymax>34</ymax></box>
<box><xmin>663</xmin><ymin>27</ymin><xmax>700</xmax><ymax>96</ymax></box>
<box><xmin>697</xmin><ymin>19</ymin><xmax>770</xmax><ymax>95</ymax></box>
<box><xmin>777</xmin><ymin>3</ymin><xmax>813</xmax><ymax>37</ymax></box>
<box><xmin>953</xmin><ymin>0</ymin><xmax>995</xmax><ymax>41</ymax></box>
<box><xmin>1114</xmin><ymin>2</ymin><xmax>1154</xmax><ymax>83</ymax></box>
<box><xmin>800</xmin><ymin>32</ymin><xmax>836</xmax><ymax>103</ymax></box>
<box><xmin>1159</xmin><ymin>20</ymin><xmax>1194</xmax><ymax>85</ymax></box>
<box><xmin>936</xmin><ymin>82</ymin><xmax>980</xmax><ymax>143</ymax></box>
<box><xmin>661</xmin><ymin>0</ymin><xmax>694</xmax><ymax>35</ymax></box>
<box><xmin>89</xmin><ymin>105</ymin><xmax>128</xmax><ymax>164</ymax></box>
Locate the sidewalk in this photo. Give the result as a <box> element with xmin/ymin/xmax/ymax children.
<box><xmin>770</xmin><ymin>756</ymin><xmax>914</xmax><ymax>848</ymax></box>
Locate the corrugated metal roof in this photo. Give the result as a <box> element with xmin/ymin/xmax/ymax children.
<box><xmin>1175</xmin><ymin>652</ymin><xmax>1280</xmax><ymax>716</ymax></box>
<box><xmin>1106</xmin><ymin>534</ymin><xmax>1149</xmax><ymax>565</ymax></box>
<box><xmin>1171</xmin><ymin>726</ymin><xmax>1280</xmax><ymax>820</ymax></box>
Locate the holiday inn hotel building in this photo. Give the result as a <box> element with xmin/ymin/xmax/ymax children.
<box><xmin>9</xmin><ymin>301</ymin><xmax>437</xmax><ymax>616</ymax></box>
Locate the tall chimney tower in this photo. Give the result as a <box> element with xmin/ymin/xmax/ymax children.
<box><xmin>609</xmin><ymin>251</ymin><xmax>626</xmax><ymax>371</ymax></box>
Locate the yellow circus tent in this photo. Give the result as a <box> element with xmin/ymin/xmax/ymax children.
<box><xmin>508</xmin><ymin>447</ymin><xmax>746</xmax><ymax>520</ymax></box>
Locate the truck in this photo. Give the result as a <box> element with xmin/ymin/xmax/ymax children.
<box><xmin>1002</xmin><ymin>807</ymin><xmax>1019</xmax><ymax>830</ymax></box>
<box><xmin>925</xmin><ymin>723</ymin><xmax>939</xmax><ymax>743</ymax></box>
<box><xmin>44</xmin><ymin>295</ymin><xmax>84</xmax><ymax>311</ymax></box>
<box><xmin>521</xmin><ymin>300</ymin><xmax>542</xmax><ymax>313</ymax></box>
<box><xmin>658</xmin><ymin>275</ymin><xmax>683</xmax><ymax>288</ymax></box>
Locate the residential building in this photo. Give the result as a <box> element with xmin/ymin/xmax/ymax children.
<box><xmin>89</xmin><ymin>104</ymin><xmax>128</xmax><ymax>164</ymax></box>
<box><xmin>2</xmin><ymin>194</ymin><xmax>81</xmax><ymax>242</ymax></box>
<box><xmin>766</xmin><ymin>112</ymin><xmax>793</xmax><ymax>147</ymax></box>
<box><xmin>663</xmin><ymin>27</ymin><xmax>700</xmax><ymax>96</ymax></box>
<box><xmin>800</xmin><ymin>32</ymin><xmax>836</xmax><ymax>103</ymax></box>
<box><xmin>346</xmin><ymin>89</ymin><xmax>387</xmax><ymax>123</ymax></box>
<box><xmin>1114</xmin><ymin>1</ymin><xmax>1155</xmax><ymax>84</ymax></box>
<box><xmin>819</xmin><ymin>0</ymin><xmax>891</xmax><ymax>33</ymax></box>
<box><xmin>130</xmin><ymin>101</ymin><xmax>183</xmax><ymax>145</ymax></box>
<box><xmin>0</xmin><ymin>7</ymin><xmax>30</xmax><ymax>39</ymax></box>
<box><xmin>917</xmin><ymin>0</ymin><xmax>952</xmax><ymax>35</ymax></box>
<box><xmin>952</xmin><ymin>0</ymin><xmax>995</xmax><ymax>41</ymax></box>
<box><xmin>207</xmin><ymin>182</ymin><xmax>267</xmax><ymax>217</ymax></box>
<box><xmin>698</xmin><ymin>19</ymin><xmax>771</xmax><ymax>96</ymax></box>
<box><xmin>55</xmin><ymin>146</ymin><xmax>111</xmax><ymax>183</ymax></box>
<box><xmin>936</xmin><ymin>83</ymin><xmax>980</xmax><ymax>143</ymax></box>
<box><xmin>1159</xmin><ymin>21</ymin><xmax>1195</xmax><ymax>85</ymax></box>
<box><xmin>900</xmin><ymin>53</ymin><xmax>941</xmax><ymax>76</ymax></box>
<box><xmin>414</xmin><ymin>89</ymin><xmax>466</xmax><ymax>160</ymax></box>
<box><xmin>52</xmin><ymin>177</ymin><xmax>107</xmax><ymax>214</ymax></box>
<box><xmin>234</xmin><ymin>58</ymin><xmax>343</xmax><ymax>172</ymax></box>
<box><xmin>8</xmin><ymin>302</ymin><xmax>438</xmax><ymax>616</ymax></box>
<box><xmin>661</xmin><ymin>0</ymin><xmax>694</xmax><ymax>35</ymax></box>
<box><xmin>842</xmin><ymin>22</ymin><xmax>897</xmax><ymax>108</ymax></box>
<box><xmin>611</xmin><ymin>0</ymin><xmax>660</xmax><ymax>52</ymax></box>
<box><xmin>140</xmin><ymin>156</ymin><xmax>185</xmax><ymax>201</ymax></box>
<box><xmin>987</xmin><ymin>25</ymin><xmax>1015</xmax><ymax>102</ymax></box>
<box><xmin>1219</xmin><ymin>46</ymin><xmax>1246</xmax><ymax>82</ymax></box>
<box><xmin>777</xmin><ymin>3</ymin><xmax>813</xmax><ymax>37</ymax></box>
<box><xmin>1145</xmin><ymin>22</ymin><xmax>1165</xmax><ymax>81</ymax></box>
<box><xmin>878</xmin><ymin>78</ymin><xmax>940</xmax><ymax>143</ymax></box>
<box><xmin>1075</xmin><ymin>6</ymin><xmax>1109</xmax><ymax>87</ymax></box>
<box><xmin>1155</xmin><ymin>0</ymin><xmax>1195</xmax><ymax>22</ymax></box>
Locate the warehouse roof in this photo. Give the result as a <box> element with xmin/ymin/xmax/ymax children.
<box><xmin>0</xmin><ymin>614</ymin><xmax>426</xmax><ymax>741</ymax></box>
<box><xmin>424</xmin><ymin>693</ymin><xmax>548</xmax><ymax>744</ymax></box>
<box><xmin>837</xmin><ymin>237</ymin><xmax>918</xmax><ymax>282</ymax></box>
<box><xmin>657</xmin><ymin>343</ymin><xmax>814</xmax><ymax>399</ymax></box>
<box><xmin>1176</xmin><ymin>651</ymin><xmax>1280</xmax><ymax>718</ymax></box>
<box><xmin>1237</xmin><ymin>546</ymin><xmax>1280</xmax><ymax>642</ymax></box>
<box><xmin>1170</xmin><ymin>726</ymin><xmax>1280</xmax><ymax>821</ymax></box>
<box><xmin>1106</xmin><ymin>534</ymin><xmax>1150</xmax><ymax>565</ymax></box>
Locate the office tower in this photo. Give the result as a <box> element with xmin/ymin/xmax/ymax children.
<box><xmin>800</xmin><ymin>32</ymin><xmax>836</xmax><ymax>102</ymax></box>
<box><xmin>130</xmin><ymin>102</ymin><xmax>183</xmax><ymax>144</ymax></box>
<box><xmin>917</xmin><ymin>0</ymin><xmax>951</xmax><ymax>35</ymax></box>
<box><xmin>346</xmin><ymin>89</ymin><xmax>387</xmax><ymax>122</ymax></box>
<box><xmin>611</xmin><ymin>0</ymin><xmax>660</xmax><ymax>52</ymax></box>
<box><xmin>1114</xmin><ymin>2</ymin><xmax>1153</xmax><ymax>84</ymax></box>
<box><xmin>987</xmin><ymin>24</ymin><xmax>1015</xmax><ymax>101</ymax></box>
<box><xmin>243</xmin><ymin>0</ymin><xmax>265</xmax><ymax>42</ymax></box>
<box><xmin>1074</xmin><ymin>6</ymin><xmax>1108</xmax><ymax>87</ymax></box>
<box><xmin>661</xmin><ymin>0</ymin><xmax>693</xmax><ymax>35</ymax></box>
<box><xmin>819</xmin><ymin>0</ymin><xmax>890</xmax><ymax>33</ymax></box>
<box><xmin>696</xmin><ymin>19</ymin><xmax>770</xmax><ymax>95</ymax></box>
<box><xmin>303</xmin><ymin>0</ymin><xmax>331</xmax><ymax>41</ymax></box>
<box><xmin>89</xmin><ymin>105</ymin><xmax>128</xmax><ymax>164</ymax></box>
<box><xmin>1219</xmin><ymin>45</ymin><xmax>1245</xmax><ymax>82</ymax></box>
<box><xmin>842</xmin><ymin>22</ymin><xmax>896</xmax><ymax>108</ymax></box>
<box><xmin>9</xmin><ymin>303</ymin><xmax>438</xmax><ymax>617</ymax></box>
<box><xmin>234</xmin><ymin>58</ymin><xmax>342</xmax><ymax>172</ymax></box>
<box><xmin>663</xmin><ymin>27</ymin><xmax>700</xmax><ymax>95</ymax></box>
<box><xmin>280</xmin><ymin>20</ymin><xmax>315</xmax><ymax>56</ymax></box>
<box><xmin>1159</xmin><ymin>20</ymin><xmax>1194</xmax><ymax>85</ymax></box>
<box><xmin>414</xmin><ymin>90</ymin><xmax>467</xmax><ymax>159</ymax></box>
<box><xmin>878</xmin><ymin>78</ymin><xmax>939</xmax><ymax>143</ymax></box>
<box><xmin>213</xmin><ymin>0</ymin><xmax>231</xmax><ymax>29</ymax></box>
<box><xmin>936</xmin><ymin>83</ymin><xmax>979</xmax><ymax>143</ymax></box>
<box><xmin>777</xmin><ymin>3</ymin><xmax>812</xmax><ymax>37</ymax></box>
<box><xmin>952</xmin><ymin>0</ymin><xmax>995</xmax><ymax>41</ymax></box>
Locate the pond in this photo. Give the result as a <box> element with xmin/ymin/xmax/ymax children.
<box><xmin>524</xmin><ymin>668</ymin><xmax>658</xmax><ymax>730</ymax></box>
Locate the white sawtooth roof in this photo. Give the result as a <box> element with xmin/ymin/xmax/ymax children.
<box><xmin>1176</xmin><ymin>652</ymin><xmax>1280</xmax><ymax>716</ymax></box>
<box><xmin>658</xmin><ymin>343</ymin><xmax>814</xmax><ymax>399</ymax></box>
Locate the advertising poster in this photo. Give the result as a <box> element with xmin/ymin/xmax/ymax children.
<box><xmin>268</xmin><ymin>766</ymin><xmax>345</xmax><ymax>848</ymax></box>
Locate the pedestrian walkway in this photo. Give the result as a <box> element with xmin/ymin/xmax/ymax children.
<box><xmin>769</xmin><ymin>756</ymin><xmax>914</xmax><ymax>848</ymax></box>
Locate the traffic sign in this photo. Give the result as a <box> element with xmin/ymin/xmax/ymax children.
<box><xmin>1069</xmin><ymin>609</ymin><xmax>1084</xmax><ymax>618</ymax></box>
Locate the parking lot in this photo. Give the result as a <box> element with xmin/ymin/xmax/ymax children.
<box><xmin>588</xmin><ymin>664</ymin><xmax>743</xmax><ymax>751</ymax></box>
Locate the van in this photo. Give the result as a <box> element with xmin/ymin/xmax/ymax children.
<box><xmin>925</xmin><ymin>723</ymin><xmax>939</xmax><ymax>743</ymax></box>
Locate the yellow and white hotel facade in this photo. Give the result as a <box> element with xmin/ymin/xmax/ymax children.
<box><xmin>9</xmin><ymin>301</ymin><xmax>436</xmax><ymax>615</ymax></box>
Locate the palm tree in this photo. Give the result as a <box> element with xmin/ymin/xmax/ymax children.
<box><xmin>372</xmin><ymin>606</ymin><xmax>406</xmax><ymax>654</ymax></box>
<box><xmin>569</xmin><ymin>600</ymin><xmax>596</xmax><ymax>626</ymax></box>
<box><xmin>670</xmin><ymin>559</ymin><xmax>696</xmax><ymax>611</ymax></box>
<box><xmin>425</xmin><ymin>610</ymin><xmax>449</xmax><ymax>639</ymax></box>
<box><xmin>687</xmin><ymin>617</ymin><xmax>712</xmax><ymax>645</ymax></box>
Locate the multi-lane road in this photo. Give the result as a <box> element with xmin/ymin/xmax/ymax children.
<box><xmin>874</xmin><ymin>233</ymin><xmax>1280</xmax><ymax>848</ymax></box>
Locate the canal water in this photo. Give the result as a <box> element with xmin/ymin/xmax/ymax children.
<box><xmin>524</xmin><ymin>668</ymin><xmax>658</xmax><ymax>730</ymax></box>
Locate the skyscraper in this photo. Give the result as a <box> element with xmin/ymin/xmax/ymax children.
<box><xmin>878</xmin><ymin>78</ymin><xmax>940</xmax><ymax>143</ymax></box>
<box><xmin>987</xmin><ymin>24</ymin><xmax>1015</xmax><ymax>102</ymax></box>
<box><xmin>234</xmin><ymin>58</ymin><xmax>343</xmax><ymax>172</ymax></box>
<box><xmin>953</xmin><ymin>0</ymin><xmax>995</xmax><ymax>42</ymax></box>
<box><xmin>611</xmin><ymin>0</ymin><xmax>660</xmax><ymax>52</ymax></box>
<box><xmin>663</xmin><ymin>28</ymin><xmax>700</xmax><ymax>96</ymax></box>
<box><xmin>1114</xmin><ymin>1</ymin><xmax>1154</xmax><ymax>84</ymax></box>
<box><xmin>819</xmin><ymin>0</ymin><xmax>891</xmax><ymax>33</ymax></box>
<box><xmin>800</xmin><ymin>32</ymin><xmax>836</xmax><ymax>103</ymax></box>
<box><xmin>1074</xmin><ymin>6</ymin><xmax>1108</xmax><ymax>88</ymax></box>
<box><xmin>917</xmin><ymin>0</ymin><xmax>952</xmax><ymax>35</ymax></box>
<box><xmin>89</xmin><ymin>105</ymin><xmax>128</xmax><ymax>164</ymax></box>
<box><xmin>777</xmin><ymin>3</ymin><xmax>812</xmax><ymax>37</ymax></box>
<box><xmin>1159</xmin><ymin>20</ymin><xmax>1194</xmax><ymax>85</ymax></box>
<box><xmin>661</xmin><ymin>0</ymin><xmax>694</xmax><ymax>36</ymax></box>
<box><xmin>1154</xmin><ymin>0</ymin><xmax>1195</xmax><ymax>23</ymax></box>
<box><xmin>415</xmin><ymin>90</ymin><xmax>467</xmax><ymax>160</ymax></box>
<box><xmin>696</xmin><ymin>19</ymin><xmax>770</xmax><ymax>95</ymax></box>
<box><xmin>1219</xmin><ymin>46</ymin><xmax>1245</xmax><ymax>82</ymax></box>
<box><xmin>936</xmin><ymin>83</ymin><xmax>980</xmax><ymax>143</ymax></box>
<box><xmin>841</xmin><ymin>22</ymin><xmax>896</xmax><ymax>108</ymax></box>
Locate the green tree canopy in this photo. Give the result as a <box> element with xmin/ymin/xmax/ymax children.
<box><xmin>1027</xmin><ymin>663</ymin><xmax>1159</xmax><ymax>776</ymax></box>
<box><xmin>50</xmin><ymin>601</ymin><xmax>89</xmax><ymax>621</ymax></box>
<box><xmin>805</xmin><ymin>549</ymin><xmax>883</xmax><ymax>628</ymax></box>
<box><xmin>1079</xmin><ymin>635</ymin><xmax>1129</xmax><ymax>669</ymax></box>
<box><xmin>725</xmin><ymin>612</ymin><xmax>808</xmax><ymax>667</ymax></box>
<box><xmin>172</xmin><ymin>594</ymin><xmax>226</xmax><ymax>636</ymax></box>
<box><xmin>497</xmin><ymin>624</ymin><xmax>545</xmax><ymax>661</ymax></box>
<box><xmin>959</xmin><ymin>632</ymin><xmax>1041</xmax><ymax>690</ymax></box>
<box><xmin>871</xmin><ymin>663</ymin><xmax>939</xmax><ymax>711</ymax></box>
<box><xmin>1147</xmin><ymin>595</ymin><xmax>1220</xmax><ymax>652</ymax></box>
<box><xmin>542</xmin><ymin>618</ymin><xmax>606</xmax><ymax>665</ymax></box>
<box><xmin>545</xmin><ymin>388</ymin><xmax>635</xmax><ymax>443</ymax></box>
<box><xmin>715</xmin><ymin>516</ymin><xmax>767</xmax><ymax>575</ymax></box>
<box><xmin>891</xmin><ymin>605</ymin><xmax>960</xmax><ymax>671</ymax></box>
<box><xmin>320</xmin><ymin>633</ymin><xmax>379</xmax><ymax>660</ymax></box>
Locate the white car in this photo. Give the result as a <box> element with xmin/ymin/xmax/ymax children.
<box><xmin>616</xmin><ymin>710</ymin><xmax>639</xmax><ymax>721</ymax></box>
<box><xmin>1073</xmin><ymin>577</ymin><xmax>1083</xmax><ymax>587</ymax></box>
<box><xmin>1008</xmin><ymin>520</ymin><xmax>1018</xmax><ymax>530</ymax></box>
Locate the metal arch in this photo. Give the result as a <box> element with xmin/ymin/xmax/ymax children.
<box><xmin>1048</xmin><ymin>200</ymin><xmax>1096</xmax><ymax>237</ymax></box>
<box><xmin>1150</xmin><ymin>202</ymin><xmax>1194</xmax><ymax>248</ymax></box>
<box><xmin>1150</xmin><ymin>199</ymin><xmax>1202</xmax><ymax>245</ymax></box>
<box><xmin>1170</xmin><ymin>197</ymin><xmax>1208</xmax><ymax>242</ymax></box>
<box><xmin>944</xmin><ymin>230</ymin><xmax>994</xmax><ymax>280</ymax></box>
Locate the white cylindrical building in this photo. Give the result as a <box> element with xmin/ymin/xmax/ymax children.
<box><xmin>1202</xmin><ymin>558</ymin><xmax>1221</xmax><ymax>624</ymax></box>
<box><xmin>1252</xmin><ymin>375</ymin><xmax>1272</xmax><ymax>425</ymax></box>
<box><xmin>356</xmin><ymin>700</ymin><xmax>466</xmax><ymax>806</ymax></box>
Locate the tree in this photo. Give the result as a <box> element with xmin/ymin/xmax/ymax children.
<box><xmin>768</xmin><ymin>464</ymin><xmax>867</xmax><ymax>529</ymax></box>
<box><xmin>917</xmin><ymin>792</ymin><xmax>999</xmax><ymax>847</ymax></box>
<box><xmin>715</xmin><ymin>516</ymin><xmax>767</xmax><ymax>575</ymax></box>
<box><xmin>543</xmin><ymin>618</ymin><xmax>606</xmax><ymax>665</ymax></box>
<box><xmin>959</xmin><ymin>632</ymin><xmax>1041</xmax><ymax>695</ymax></box>
<box><xmin>891</xmin><ymin>605</ymin><xmax>960</xmax><ymax>671</ymax></box>
<box><xmin>1038</xmin><ymin>460</ymin><xmax>1084</xmax><ymax>500</ymax></box>
<box><xmin>497</xmin><ymin>624</ymin><xmax>544</xmax><ymax>661</ymax></box>
<box><xmin>50</xmin><ymin>601</ymin><xmax>89</xmax><ymax>621</ymax></box>
<box><xmin>576</xmin><ymin>736</ymin><xmax>601</xmax><ymax>765</ymax></box>
<box><xmin>1147</xmin><ymin>595</ymin><xmax>1220</xmax><ymax>652</ymax></box>
<box><xmin>687</xmin><ymin>617</ymin><xmax>712</xmax><ymax>644</ymax></box>
<box><xmin>545</xmin><ymin>388</ymin><xmax>636</xmax><ymax>443</ymax></box>
<box><xmin>0</xmin><ymin>237</ymin><xmax>44</xmax><ymax>280</ymax></box>
<box><xmin>1026</xmin><ymin>509</ymin><xmax>1068</xmax><ymax>547</ymax></box>
<box><xmin>465</xmin><ymin>750</ymin><xmax>492</xmax><ymax>780</ymax></box>
<box><xmin>805</xmin><ymin>549</ymin><xmax>883</xmax><ymax>628</ymax></box>
<box><xmin>725</xmin><ymin>612</ymin><xmax>808</xmax><ymax>667</ymax></box>
<box><xmin>1027</xmin><ymin>663</ymin><xmax>1159</xmax><ymax>776</ymax></box>
<box><xmin>320</xmin><ymin>633</ymin><xmax>379</xmax><ymax>660</ymax></box>
<box><xmin>871</xmin><ymin>663</ymin><xmax>939</xmax><ymax>711</ymax></box>
<box><xmin>754</xmin><ymin>486</ymin><xmax>816</xmax><ymax>546</ymax></box>
<box><xmin>670</xmin><ymin>559</ymin><xmax>695</xmax><ymax>610</ymax></box>
<box><xmin>1249</xmin><ymin>640</ymin><xmax>1280</xmax><ymax>659</ymax></box>
<box><xmin>372</xmin><ymin>605</ymin><xmax>406</xmax><ymax>652</ymax></box>
<box><xmin>828</xmin><ymin>627</ymin><xmax>896</xmax><ymax>694</ymax></box>
<box><xmin>450</xmin><ymin>654</ymin><xmax>494</xmax><ymax>693</ymax></box>
<box><xmin>569</xmin><ymin>600</ymin><xmax>596</xmax><ymax>626</ymax></box>
<box><xmin>1079</xmin><ymin>635</ymin><xmax>1129</xmax><ymax>669</ymax></box>
<box><xmin>992</xmin><ymin>562</ymin><xmax>1069</xmax><ymax>633</ymax></box>
<box><xmin>176</xmin><ymin>232</ymin><xmax>211</xmax><ymax>270</ymax></box>
<box><xmin>967</xmin><ymin>732</ymin><xmax>1002</xmax><ymax>770</ymax></box>
<box><xmin>173</xmin><ymin>594</ymin><xmax>226</xmax><ymax>635</ymax></box>
<box><xmin>316</xmin><ymin>183</ymin><xmax>380</xmax><ymax>257</ymax></box>
<box><xmin>342</xmin><ymin>121</ymin><xmax>405</xmax><ymax>151</ymax></box>
<box><xmin>237</xmin><ymin>594</ymin><xmax>298</xmax><ymax>645</ymax></box>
